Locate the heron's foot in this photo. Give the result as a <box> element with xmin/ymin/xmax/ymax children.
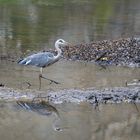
<box><xmin>39</xmin><ymin>75</ymin><xmax>60</xmax><ymax>85</ymax></box>
<box><xmin>48</xmin><ymin>80</ymin><xmax>60</xmax><ymax>85</ymax></box>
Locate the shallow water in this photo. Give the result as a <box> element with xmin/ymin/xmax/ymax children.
<box><xmin>0</xmin><ymin>102</ymin><xmax>140</xmax><ymax>140</ymax></box>
<box><xmin>0</xmin><ymin>60</ymin><xmax>140</xmax><ymax>90</ymax></box>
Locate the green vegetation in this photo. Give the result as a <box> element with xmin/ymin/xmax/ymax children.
<box><xmin>0</xmin><ymin>0</ymin><xmax>18</xmax><ymax>4</ymax></box>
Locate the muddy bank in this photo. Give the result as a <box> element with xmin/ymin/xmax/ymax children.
<box><xmin>48</xmin><ymin>87</ymin><xmax>140</xmax><ymax>104</ymax></box>
<box><xmin>0</xmin><ymin>87</ymin><xmax>140</xmax><ymax>105</ymax></box>
<box><xmin>62</xmin><ymin>37</ymin><xmax>140</xmax><ymax>67</ymax></box>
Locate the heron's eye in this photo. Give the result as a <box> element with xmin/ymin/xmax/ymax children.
<box><xmin>59</xmin><ymin>40</ymin><xmax>63</xmax><ymax>43</ymax></box>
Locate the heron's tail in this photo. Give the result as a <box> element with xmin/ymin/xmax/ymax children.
<box><xmin>18</xmin><ymin>58</ymin><xmax>28</xmax><ymax>65</ymax></box>
<box><xmin>17</xmin><ymin>58</ymin><xmax>23</xmax><ymax>64</ymax></box>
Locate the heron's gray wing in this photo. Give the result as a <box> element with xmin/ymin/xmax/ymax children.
<box><xmin>18</xmin><ymin>52</ymin><xmax>54</xmax><ymax>67</ymax></box>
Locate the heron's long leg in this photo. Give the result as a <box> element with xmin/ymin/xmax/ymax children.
<box><xmin>39</xmin><ymin>67</ymin><xmax>43</xmax><ymax>90</ymax></box>
<box><xmin>40</xmin><ymin>75</ymin><xmax>60</xmax><ymax>84</ymax></box>
<box><xmin>39</xmin><ymin>74</ymin><xmax>42</xmax><ymax>90</ymax></box>
<box><xmin>40</xmin><ymin>67</ymin><xmax>43</xmax><ymax>75</ymax></box>
<box><xmin>39</xmin><ymin>67</ymin><xmax>60</xmax><ymax>90</ymax></box>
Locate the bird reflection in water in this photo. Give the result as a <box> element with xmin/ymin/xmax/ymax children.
<box><xmin>16</xmin><ymin>99</ymin><xmax>63</xmax><ymax>131</ymax></box>
<box><xmin>16</xmin><ymin>99</ymin><xmax>58</xmax><ymax>116</ymax></box>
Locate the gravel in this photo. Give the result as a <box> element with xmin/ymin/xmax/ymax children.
<box><xmin>62</xmin><ymin>37</ymin><xmax>140</xmax><ymax>67</ymax></box>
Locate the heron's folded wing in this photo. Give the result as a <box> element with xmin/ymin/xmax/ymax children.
<box><xmin>18</xmin><ymin>52</ymin><xmax>54</xmax><ymax>67</ymax></box>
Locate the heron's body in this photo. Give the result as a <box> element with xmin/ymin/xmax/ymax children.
<box><xmin>18</xmin><ymin>39</ymin><xmax>68</xmax><ymax>89</ymax></box>
<box><xmin>18</xmin><ymin>52</ymin><xmax>57</xmax><ymax>68</ymax></box>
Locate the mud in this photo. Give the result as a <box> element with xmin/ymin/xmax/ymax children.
<box><xmin>0</xmin><ymin>87</ymin><xmax>140</xmax><ymax>105</ymax></box>
<box><xmin>48</xmin><ymin>87</ymin><xmax>140</xmax><ymax>105</ymax></box>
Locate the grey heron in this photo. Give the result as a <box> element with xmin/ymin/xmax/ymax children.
<box><xmin>18</xmin><ymin>39</ymin><xmax>68</xmax><ymax>89</ymax></box>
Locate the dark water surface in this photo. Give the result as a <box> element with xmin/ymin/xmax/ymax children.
<box><xmin>0</xmin><ymin>1</ymin><xmax>140</xmax><ymax>139</ymax></box>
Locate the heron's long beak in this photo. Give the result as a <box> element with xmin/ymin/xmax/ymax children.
<box><xmin>65</xmin><ymin>41</ymin><xmax>71</xmax><ymax>46</ymax></box>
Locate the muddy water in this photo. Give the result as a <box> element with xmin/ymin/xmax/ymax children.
<box><xmin>0</xmin><ymin>102</ymin><xmax>140</xmax><ymax>140</ymax></box>
<box><xmin>0</xmin><ymin>60</ymin><xmax>140</xmax><ymax>90</ymax></box>
<box><xmin>0</xmin><ymin>61</ymin><xmax>140</xmax><ymax>90</ymax></box>
<box><xmin>0</xmin><ymin>0</ymin><xmax>140</xmax><ymax>139</ymax></box>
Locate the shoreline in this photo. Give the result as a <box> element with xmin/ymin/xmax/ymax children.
<box><xmin>0</xmin><ymin>86</ymin><xmax>139</xmax><ymax>104</ymax></box>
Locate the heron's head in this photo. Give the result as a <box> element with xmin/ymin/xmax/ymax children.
<box><xmin>55</xmin><ymin>39</ymin><xmax>68</xmax><ymax>48</ymax></box>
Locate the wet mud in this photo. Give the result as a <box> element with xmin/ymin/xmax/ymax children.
<box><xmin>48</xmin><ymin>87</ymin><xmax>140</xmax><ymax>105</ymax></box>
<box><xmin>0</xmin><ymin>87</ymin><xmax>140</xmax><ymax>105</ymax></box>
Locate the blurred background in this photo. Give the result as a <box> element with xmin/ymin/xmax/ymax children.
<box><xmin>0</xmin><ymin>0</ymin><xmax>140</xmax><ymax>58</ymax></box>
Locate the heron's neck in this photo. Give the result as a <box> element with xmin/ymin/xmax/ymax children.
<box><xmin>54</xmin><ymin>44</ymin><xmax>62</xmax><ymax>60</ymax></box>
